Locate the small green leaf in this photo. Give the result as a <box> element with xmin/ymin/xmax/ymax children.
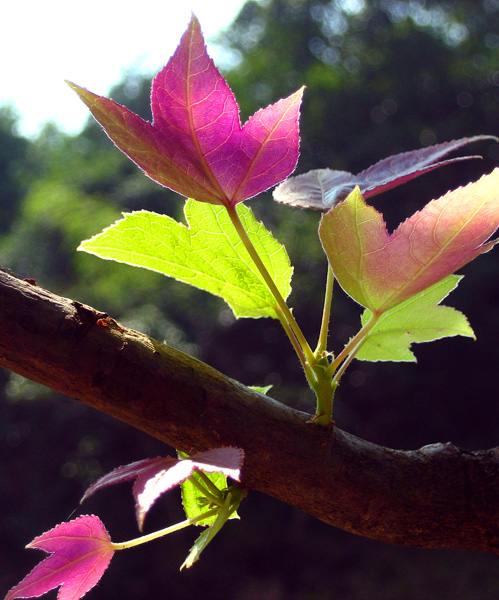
<box><xmin>180</xmin><ymin>471</ymin><xmax>235</xmax><ymax>526</ymax></box>
<box><xmin>248</xmin><ymin>384</ymin><xmax>273</xmax><ymax>394</ymax></box>
<box><xmin>181</xmin><ymin>487</ymin><xmax>245</xmax><ymax>570</ymax></box>
<box><xmin>355</xmin><ymin>275</ymin><xmax>475</xmax><ymax>362</ymax></box>
<box><xmin>181</xmin><ymin>526</ymin><xmax>214</xmax><ymax>570</ymax></box>
<box><xmin>78</xmin><ymin>200</ymin><xmax>292</xmax><ymax>319</ymax></box>
<box><xmin>181</xmin><ymin>495</ymin><xmax>233</xmax><ymax>569</ymax></box>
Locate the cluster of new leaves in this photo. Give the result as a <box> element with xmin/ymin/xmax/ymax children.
<box><xmin>6</xmin><ymin>448</ymin><xmax>244</xmax><ymax>600</ymax></box>
<box><xmin>67</xmin><ymin>15</ymin><xmax>498</xmax><ymax>365</ymax></box>
<box><xmin>82</xmin><ymin>448</ymin><xmax>243</xmax><ymax>530</ymax></box>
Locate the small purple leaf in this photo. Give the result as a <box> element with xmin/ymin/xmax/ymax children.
<box><xmin>188</xmin><ymin>447</ymin><xmax>244</xmax><ymax>479</ymax></box>
<box><xmin>68</xmin><ymin>16</ymin><xmax>303</xmax><ymax>207</ymax></box>
<box><xmin>274</xmin><ymin>135</ymin><xmax>497</xmax><ymax>209</ymax></box>
<box><xmin>80</xmin><ymin>456</ymin><xmax>178</xmax><ymax>503</ymax></box>
<box><xmin>81</xmin><ymin>447</ymin><xmax>244</xmax><ymax>530</ymax></box>
<box><xmin>5</xmin><ymin>516</ymin><xmax>113</xmax><ymax>600</ymax></box>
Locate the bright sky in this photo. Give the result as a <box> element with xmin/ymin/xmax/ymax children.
<box><xmin>1</xmin><ymin>0</ymin><xmax>247</xmax><ymax>138</ymax></box>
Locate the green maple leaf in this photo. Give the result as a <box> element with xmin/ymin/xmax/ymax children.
<box><xmin>355</xmin><ymin>275</ymin><xmax>475</xmax><ymax>362</ymax></box>
<box><xmin>78</xmin><ymin>200</ymin><xmax>292</xmax><ymax>319</ymax></box>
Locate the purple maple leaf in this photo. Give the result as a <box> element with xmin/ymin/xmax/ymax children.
<box><xmin>273</xmin><ymin>135</ymin><xmax>497</xmax><ymax>209</ymax></box>
<box><xmin>81</xmin><ymin>447</ymin><xmax>244</xmax><ymax>530</ymax></box>
<box><xmin>5</xmin><ymin>516</ymin><xmax>113</xmax><ymax>600</ymax></box>
<box><xmin>67</xmin><ymin>16</ymin><xmax>303</xmax><ymax>208</ymax></box>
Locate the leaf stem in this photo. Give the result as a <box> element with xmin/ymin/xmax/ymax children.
<box><xmin>276</xmin><ymin>305</ymin><xmax>310</xmax><ymax>375</ymax></box>
<box><xmin>189</xmin><ymin>474</ymin><xmax>225</xmax><ymax>507</ymax></box>
<box><xmin>195</xmin><ymin>469</ymin><xmax>227</xmax><ymax>498</ymax></box>
<box><xmin>226</xmin><ymin>204</ymin><xmax>315</xmax><ymax>366</ymax></box>
<box><xmin>331</xmin><ymin>349</ymin><xmax>358</xmax><ymax>387</ymax></box>
<box><xmin>110</xmin><ymin>508</ymin><xmax>219</xmax><ymax>551</ymax></box>
<box><xmin>315</xmin><ymin>266</ymin><xmax>334</xmax><ymax>355</ymax></box>
<box><xmin>311</xmin><ymin>370</ymin><xmax>337</xmax><ymax>425</ymax></box>
<box><xmin>328</xmin><ymin>311</ymin><xmax>380</xmax><ymax>380</ymax></box>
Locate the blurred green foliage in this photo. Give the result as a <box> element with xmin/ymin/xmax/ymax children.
<box><xmin>0</xmin><ymin>107</ymin><xmax>29</xmax><ymax>232</ymax></box>
<box><xmin>1</xmin><ymin>1</ymin><xmax>498</xmax><ymax>598</ymax></box>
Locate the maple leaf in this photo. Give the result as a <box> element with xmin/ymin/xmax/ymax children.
<box><xmin>78</xmin><ymin>201</ymin><xmax>292</xmax><ymax>319</ymax></box>
<box><xmin>274</xmin><ymin>135</ymin><xmax>497</xmax><ymax>209</ymax></box>
<box><xmin>67</xmin><ymin>16</ymin><xmax>303</xmax><ymax>208</ymax></box>
<box><xmin>355</xmin><ymin>275</ymin><xmax>475</xmax><ymax>362</ymax></box>
<box><xmin>319</xmin><ymin>169</ymin><xmax>499</xmax><ymax>313</ymax></box>
<box><xmin>81</xmin><ymin>447</ymin><xmax>244</xmax><ymax>530</ymax></box>
<box><xmin>5</xmin><ymin>516</ymin><xmax>113</xmax><ymax>600</ymax></box>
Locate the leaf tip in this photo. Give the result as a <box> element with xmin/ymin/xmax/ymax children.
<box><xmin>188</xmin><ymin>12</ymin><xmax>201</xmax><ymax>29</ymax></box>
<box><xmin>65</xmin><ymin>80</ymin><xmax>85</xmax><ymax>96</ymax></box>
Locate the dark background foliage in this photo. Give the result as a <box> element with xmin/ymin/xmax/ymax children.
<box><xmin>1</xmin><ymin>1</ymin><xmax>498</xmax><ymax>598</ymax></box>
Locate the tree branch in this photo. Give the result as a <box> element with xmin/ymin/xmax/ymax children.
<box><xmin>1</xmin><ymin>267</ymin><xmax>498</xmax><ymax>554</ymax></box>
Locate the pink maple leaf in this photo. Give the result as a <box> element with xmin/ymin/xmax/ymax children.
<box><xmin>81</xmin><ymin>447</ymin><xmax>244</xmax><ymax>530</ymax></box>
<box><xmin>319</xmin><ymin>168</ymin><xmax>499</xmax><ymax>312</ymax></box>
<box><xmin>67</xmin><ymin>16</ymin><xmax>303</xmax><ymax>208</ymax></box>
<box><xmin>5</xmin><ymin>516</ymin><xmax>113</xmax><ymax>600</ymax></box>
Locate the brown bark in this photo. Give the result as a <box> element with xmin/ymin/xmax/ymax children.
<box><xmin>0</xmin><ymin>267</ymin><xmax>498</xmax><ymax>553</ymax></box>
